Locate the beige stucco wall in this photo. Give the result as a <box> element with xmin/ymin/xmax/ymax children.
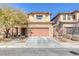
<box><xmin>28</xmin><ymin>14</ymin><xmax>50</xmax><ymax>22</ymax></box>
<box><xmin>63</xmin><ymin>23</ymin><xmax>76</xmax><ymax>27</ymax></box>
<box><xmin>59</xmin><ymin>15</ymin><xmax>76</xmax><ymax>22</ymax></box>
<box><xmin>28</xmin><ymin>23</ymin><xmax>51</xmax><ymax>28</ymax></box>
<box><xmin>76</xmin><ymin>12</ymin><xmax>79</xmax><ymax>21</ymax></box>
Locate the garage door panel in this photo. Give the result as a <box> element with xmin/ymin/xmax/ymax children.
<box><xmin>31</xmin><ymin>28</ymin><xmax>49</xmax><ymax>36</ymax></box>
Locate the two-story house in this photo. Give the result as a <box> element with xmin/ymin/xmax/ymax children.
<box><xmin>28</xmin><ymin>12</ymin><xmax>53</xmax><ymax>37</ymax></box>
<box><xmin>52</xmin><ymin>10</ymin><xmax>79</xmax><ymax>37</ymax></box>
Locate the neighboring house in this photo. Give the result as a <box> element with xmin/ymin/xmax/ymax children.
<box><xmin>52</xmin><ymin>10</ymin><xmax>79</xmax><ymax>37</ymax></box>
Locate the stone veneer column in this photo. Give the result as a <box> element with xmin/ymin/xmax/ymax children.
<box><xmin>49</xmin><ymin>24</ymin><xmax>53</xmax><ymax>37</ymax></box>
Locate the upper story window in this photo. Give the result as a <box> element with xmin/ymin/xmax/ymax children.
<box><xmin>68</xmin><ymin>14</ymin><xmax>71</xmax><ymax>20</ymax></box>
<box><xmin>72</xmin><ymin>15</ymin><xmax>76</xmax><ymax>20</ymax></box>
<box><xmin>36</xmin><ymin>15</ymin><xmax>43</xmax><ymax>20</ymax></box>
<box><xmin>63</xmin><ymin>15</ymin><xmax>66</xmax><ymax>20</ymax></box>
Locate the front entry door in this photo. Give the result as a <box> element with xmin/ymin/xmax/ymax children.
<box><xmin>21</xmin><ymin>28</ymin><xmax>26</xmax><ymax>36</ymax></box>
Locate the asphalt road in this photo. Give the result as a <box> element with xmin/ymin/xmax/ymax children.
<box><xmin>0</xmin><ymin>48</ymin><xmax>79</xmax><ymax>56</ymax></box>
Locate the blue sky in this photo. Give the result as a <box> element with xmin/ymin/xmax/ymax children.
<box><xmin>8</xmin><ymin>3</ymin><xmax>79</xmax><ymax>19</ymax></box>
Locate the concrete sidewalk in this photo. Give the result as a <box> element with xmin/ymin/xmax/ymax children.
<box><xmin>0</xmin><ymin>37</ymin><xmax>79</xmax><ymax>48</ymax></box>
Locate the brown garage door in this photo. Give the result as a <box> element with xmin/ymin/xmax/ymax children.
<box><xmin>31</xmin><ymin>28</ymin><xmax>49</xmax><ymax>36</ymax></box>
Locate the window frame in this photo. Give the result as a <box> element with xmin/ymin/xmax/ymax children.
<box><xmin>63</xmin><ymin>14</ymin><xmax>66</xmax><ymax>20</ymax></box>
<box><xmin>68</xmin><ymin>14</ymin><xmax>71</xmax><ymax>20</ymax></box>
<box><xmin>36</xmin><ymin>15</ymin><xmax>43</xmax><ymax>20</ymax></box>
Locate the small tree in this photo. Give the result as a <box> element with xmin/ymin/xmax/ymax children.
<box><xmin>0</xmin><ymin>8</ymin><xmax>14</xmax><ymax>38</ymax></box>
<box><xmin>0</xmin><ymin>7</ymin><xmax>28</xmax><ymax>38</ymax></box>
<box><xmin>11</xmin><ymin>10</ymin><xmax>28</xmax><ymax>37</ymax></box>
